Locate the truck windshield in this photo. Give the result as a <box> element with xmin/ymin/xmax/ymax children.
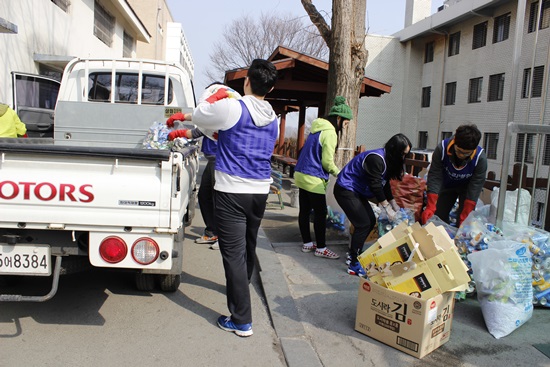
<box><xmin>88</xmin><ymin>72</ymin><xmax>173</xmax><ymax>105</ymax></box>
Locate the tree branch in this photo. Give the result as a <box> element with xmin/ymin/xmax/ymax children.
<box><xmin>301</xmin><ymin>0</ymin><xmax>332</xmax><ymax>45</ymax></box>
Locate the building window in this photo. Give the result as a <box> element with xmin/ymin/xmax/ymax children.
<box><xmin>94</xmin><ymin>0</ymin><xmax>115</xmax><ymax>47</ymax></box>
<box><xmin>544</xmin><ymin>135</ymin><xmax>550</xmax><ymax>165</ymax></box>
<box><xmin>468</xmin><ymin>77</ymin><xmax>483</xmax><ymax>103</ymax></box>
<box><xmin>444</xmin><ymin>82</ymin><xmax>457</xmax><ymax>105</ymax></box>
<box><xmin>483</xmin><ymin>133</ymin><xmax>499</xmax><ymax>160</ymax></box>
<box><xmin>522</xmin><ymin>66</ymin><xmax>545</xmax><ymax>98</ymax></box>
<box><xmin>528</xmin><ymin>0</ymin><xmax>550</xmax><ymax>33</ymax></box>
<box><xmin>418</xmin><ymin>131</ymin><xmax>428</xmax><ymax>149</ymax></box>
<box><xmin>421</xmin><ymin>87</ymin><xmax>431</xmax><ymax>108</ymax></box>
<box><xmin>52</xmin><ymin>0</ymin><xmax>70</xmax><ymax>12</ymax></box>
<box><xmin>123</xmin><ymin>31</ymin><xmax>135</xmax><ymax>58</ymax></box>
<box><xmin>425</xmin><ymin>41</ymin><xmax>435</xmax><ymax>63</ymax></box>
<box><xmin>441</xmin><ymin>131</ymin><xmax>453</xmax><ymax>140</ymax></box>
<box><xmin>488</xmin><ymin>73</ymin><xmax>505</xmax><ymax>102</ymax></box>
<box><xmin>515</xmin><ymin>133</ymin><xmax>536</xmax><ymax>163</ymax></box>
<box><xmin>472</xmin><ymin>21</ymin><xmax>488</xmax><ymax>49</ymax></box>
<box><xmin>493</xmin><ymin>13</ymin><xmax>511</xmax><ymax>43</ymax></box>
<box><xmin>448</xmin><ymin>32</ymin><xmax>460</xmax><ymax>56</ymax></box>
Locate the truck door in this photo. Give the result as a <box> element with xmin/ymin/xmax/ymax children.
<box><xmin>11</xmin><ymin>72</ymin><xmax>60</xmax><ymax>138</ymax></box>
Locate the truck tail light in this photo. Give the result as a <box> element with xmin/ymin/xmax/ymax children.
<box><xmin>99</xmin><ymin>236</ymin><xmax>128</xmax><ymax>263</ymax></box>
<box><xmin>132</xmin><ymin>238</ymin><xmax>159</xmax><ymax>265</ymax></box>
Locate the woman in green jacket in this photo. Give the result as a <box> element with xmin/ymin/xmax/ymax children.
<box><xmin>294</xmin><ymin>96</ymin><xmax>351</xmax><ymax>259</ymax></box>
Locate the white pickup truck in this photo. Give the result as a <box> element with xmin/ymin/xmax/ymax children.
<box><xmin>0</xmin><ymin>58</ymin><xmax>199</xmax><ymax>301</ymax></box>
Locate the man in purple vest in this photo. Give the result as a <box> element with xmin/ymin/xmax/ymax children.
<box><xmin>421</xmin><ymin>124</ymin><xmax>487</xmax><ymax>226</ymax></box>
<box><xmin>192</xmin><ymin>59</ymin><xmax>278</xmax><ymax>337</ymax></box>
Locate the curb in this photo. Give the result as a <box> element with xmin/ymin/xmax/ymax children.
<box><xmin>256</xmin><ymin>227</ymin><xmax>322</xmax><ymax>367</ymax></box>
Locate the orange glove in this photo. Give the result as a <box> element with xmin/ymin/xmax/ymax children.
<box><xmin>166</xmin><ymin>112</ymin><xmax>186</xmax><ymax>128</ymax></box>
<box><xmin>205</xmin><ymin>88</ymin><xmax>229</xmax><ymax>104</ymax></box>
<box><xmin>421</xmin><ymin>193</ymin><xmax>438</xmax><ymax>224</ymax></box>
<box><xmin>459</xmin><ymin>199</ymin><xmax>476</xmax><ymax>226</ymax></box>
<box><xmin>168</xmin><ymin>129</ymin><xmax>189</xmax><ymax>141</ymax></box>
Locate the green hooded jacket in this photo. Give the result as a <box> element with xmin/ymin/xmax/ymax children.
<box><xmin>294</xmin><ymin>117</ymin><xmax>340</xmax><ymax>194</ymax></box>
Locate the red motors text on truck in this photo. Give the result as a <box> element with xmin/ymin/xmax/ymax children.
<box><xmin>0</xmin><ymin>181</ymin><xmax>94</xmax><ymax>202</ymax></box>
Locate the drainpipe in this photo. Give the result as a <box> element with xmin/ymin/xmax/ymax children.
<box><xmin>436</xmin><ymin>33</ymin><xmax>448</xmax><ymax>143</ymax></box>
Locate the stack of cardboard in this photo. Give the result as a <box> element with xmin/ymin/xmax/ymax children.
<box><xmin>354</xmin><ymin>222</ymin><xmax>471</xmax><ymax>358</ymax></box>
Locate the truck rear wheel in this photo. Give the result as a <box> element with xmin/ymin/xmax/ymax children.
<box><xmin>135</xmin><ymin>273</ymin><xmax>155</xmax><ymax>291</ymax></box>
<box><xmin>159</xmin><ymin>274</ymin><xmax>181</xmax><ymax>292</ymax></box>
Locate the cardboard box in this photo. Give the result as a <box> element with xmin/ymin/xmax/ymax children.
<box><xmin>358</xmin><ymin>222</ymin><xmax>419</xmax><ymax>276</ymax></box>
<box><xmin>359</xmin><ymin>222</ymin><xmax>470</xmax><ymax>295</ymax></box>
<box><xmin>383</xmin><ymin>261</ymin><xmax>442</xmax><ymax>299</ymax></box>
<box><xmin>355</xmin><ymin>278</ymin><xmax>455</xmax><ymax>359</ymax></box>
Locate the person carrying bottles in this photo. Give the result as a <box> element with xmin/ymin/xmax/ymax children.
<box><xmin>190</xmin><ymin>59</ymin><xmax>279</xmax><ymax>337</ymax></box>
<box><xmin>166</xmin><ymin>83</ymin><xmax>241</xmax><ymax>250</ymax></box>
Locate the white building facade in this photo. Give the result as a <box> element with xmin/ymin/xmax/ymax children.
<box><xmin>0</xmin><ymin>0</ymin><xmax>193</xmax><ymax>108</ymax></box>
<box><xmin>358</xmin><ymin>0</ymin><xmax>550</xmax><ymax>181</ymax></box>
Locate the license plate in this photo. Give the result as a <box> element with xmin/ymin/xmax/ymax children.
<box><xmin>0</xmin><ymin>244</ymin><xmax>51</xmax><ymax>276</ymax></box>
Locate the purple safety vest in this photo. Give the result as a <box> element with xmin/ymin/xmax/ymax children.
<box><xmin>295</xmin><ymin>131</ymin><xmax>330</xmax><ymax>180</ymax></box>
<box><xmin>441</xmin><ymin>138</ymin><xmax>483</xmax><ymax>187</ymax></box>
<box><xmin>336</xmin><ymin>148</ymin><xmax>386</xmax><ymax>197</ymax></box>
<box><xmin>215</xmin><ymin>100</ymin><xmax>278</xmax><ymax>179</ymax></box>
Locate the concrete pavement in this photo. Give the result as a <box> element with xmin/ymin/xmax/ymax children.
<box><xmin>257</xmin><ymin>172</ymin><xmax>550</xmax><ymax>367</ymax></box>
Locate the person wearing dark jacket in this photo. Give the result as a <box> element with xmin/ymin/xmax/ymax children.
<box><xmin>334</xmin><ymin>133</ymin><xmax>412</xmax><ymax>276</ymax></box>
<box><xmin>421</xmin><ymin>124</ymin><xmax>488</xmax><ymax>226</ymax></box>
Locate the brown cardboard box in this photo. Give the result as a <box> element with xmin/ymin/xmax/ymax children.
<box><xmin>358</xmin><ymin>222</ymin><xmax>420</xmax><ymax>275</ymax></box>
<box><xmin>361</xmin><ymin>222</ymin><xmax>470</xmax><ymax>295</ymax></box>
<box><xmin>355</xmin><ymin>278</ymin><xmax>455</xmax><ymax>359</ymax></box>
<box><xmin>383</xmin><ymin>261</ymin><xmax>442</xmax><ymax>299</ymax></box>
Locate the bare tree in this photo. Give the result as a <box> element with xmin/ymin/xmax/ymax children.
<box><xmin>302</xmin><ymin>0</ymin><xmax>368</xmax><ymax>167</ymax></box>
<box><xmin>206</xmin><ymin>12</ymin><xmax>328</xmax><ymax>82</ymax></box>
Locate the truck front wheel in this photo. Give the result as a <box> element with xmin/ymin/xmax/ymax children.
<box><xmin>159</xmin><ymin>274</ymin><xmax>181</xmax><ymax>292</ymax></box>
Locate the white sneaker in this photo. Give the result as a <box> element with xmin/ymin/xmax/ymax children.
<box><xmin>210</xmin><ymin>241</ymin><xmax>219</xmax><ymax>250</ymax></box>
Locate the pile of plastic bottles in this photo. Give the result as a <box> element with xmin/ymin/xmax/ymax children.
<box><xmin>508</xmin><ymin>229</ymin><xmax>550</xmax><ymax>307</ymax></box>
<box><xmin>377</xmin><ymin>208</ymin><xmax>415</xmax><ymax>237</ymax></box>
<box><xmin>453</xmin><ymin>213</ymin><xmax>504</xmax><ymax>300</ymax></box>
<box><xmin>143</xmin><ymin>121</ymin><xmax>178</xmax><ymax>150</ymax></box>
<box><xmin>454</xmin><ymin>211</ymin><xmax>550</xmax><ymax>307</ymax></box>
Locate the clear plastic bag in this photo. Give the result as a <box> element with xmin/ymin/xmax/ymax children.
<box><xmin>468</xmin><ymin>240</ymin><xmax>533</xmax><ymax>338</ymax></box>
<box><xmin>426</xmin><ymin>214</ymin><xmax>458</xmax><ymax>239</ymax></box>
<box><xmin>143</xmin><ymin>121</ymin><xmax>177</xmax><ymax>150</ymax></box>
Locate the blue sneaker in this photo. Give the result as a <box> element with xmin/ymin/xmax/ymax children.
<box><xmin>347</xmin><ymin>262</ymin><xmax>366</xmax><ymax>277</ymax></box>
<box><xmin>217</xmin><ymin>315</ymin><xmax>253</xmax><ymax>337</ymax></box>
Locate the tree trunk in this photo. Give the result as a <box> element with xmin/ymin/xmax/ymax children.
<box><xmin>302</xmin><ymin>0</ymin><xmax>368</xmax><ymax>168</ymax></box>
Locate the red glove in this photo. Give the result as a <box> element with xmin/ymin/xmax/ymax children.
<box><xmin>168</xmin><ymin>129</ymin><xmax>189</xmax><ymax>141</ymax></box>
<box><xmin>459</xmin><ymin>199</ymin><xmax>476</xmax><ymax>226</ymax></box>
<box><xmin>205</xmin><ymin>88</ymin><xmax>229</xmax><ymax>104</ymax></box>
<box><xmin>421</xmin><ymin>193</ymin><xmax>438</xmax><ymax>224</ymax></box>
<box><xmin>166</xmin><ymin>112</ymin><xmax>186</xmax><ymax>128</ymax></box>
